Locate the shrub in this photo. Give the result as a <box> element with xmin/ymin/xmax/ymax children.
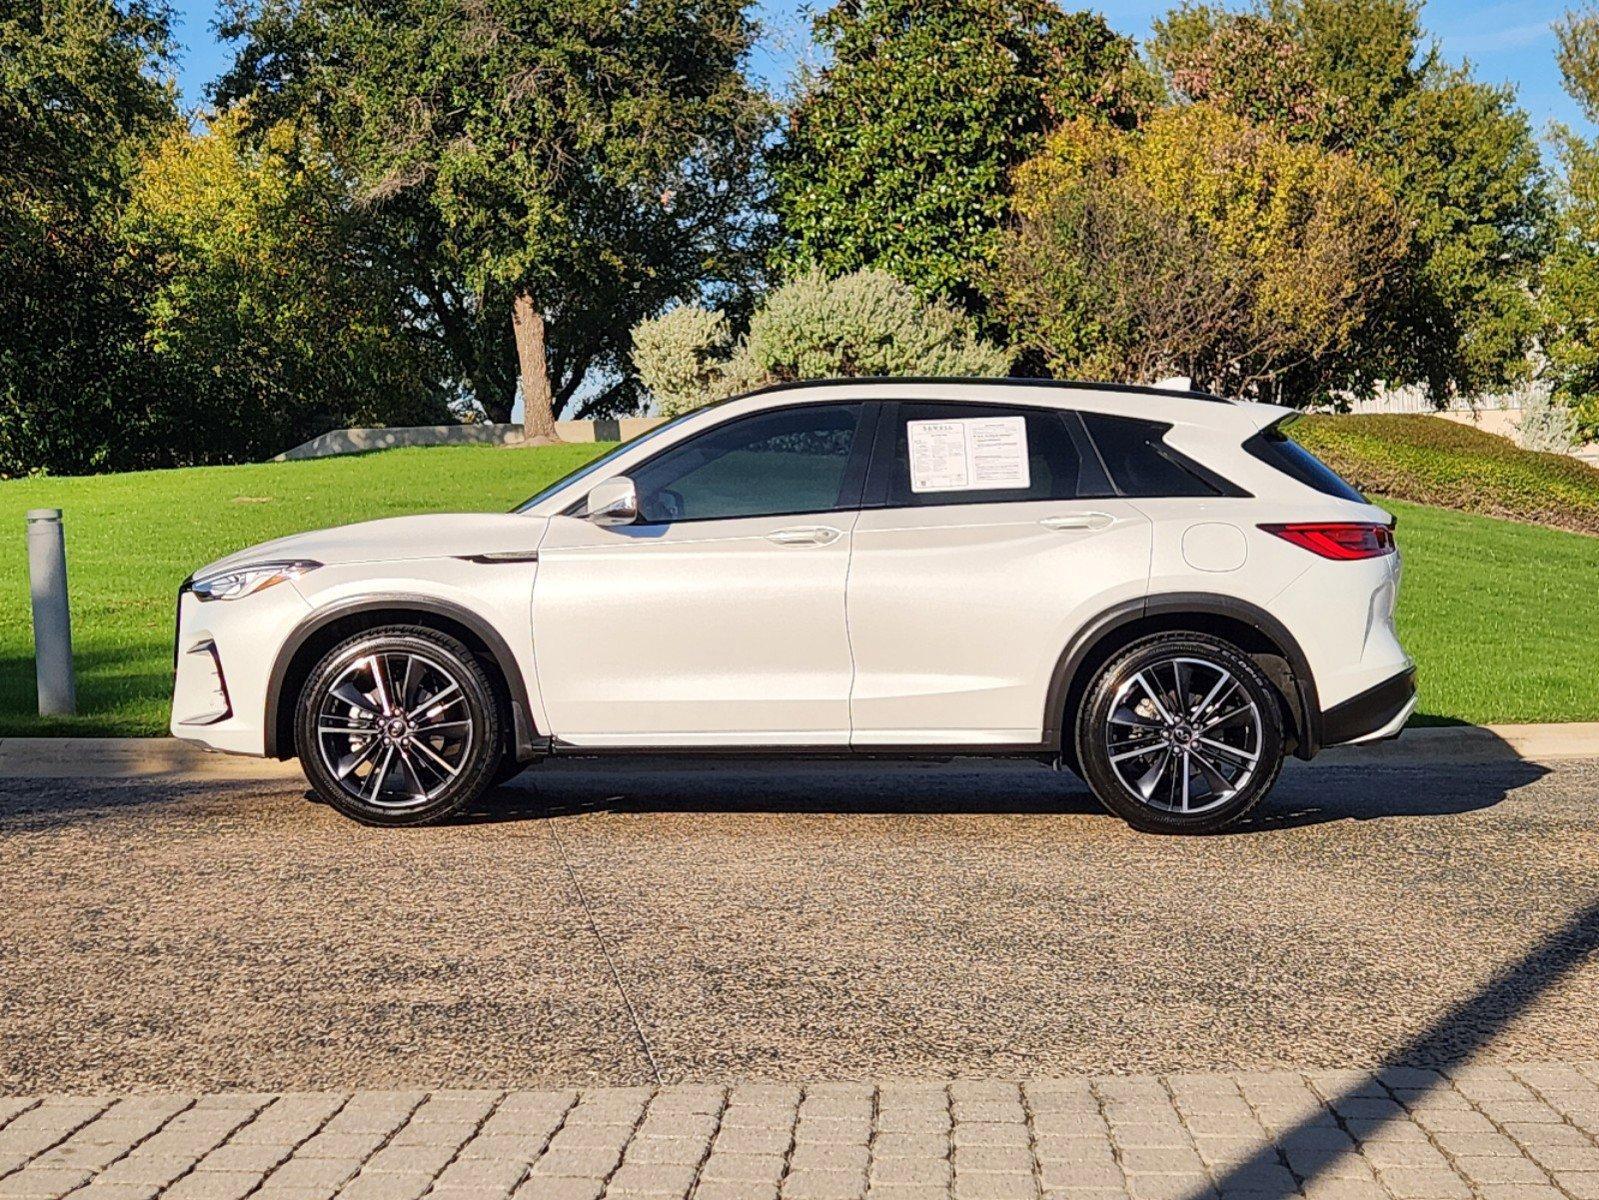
<box><xmin>631</xmin><ymin>269</ymin><xmax>1012</xmax><ymax>413</ymax></box>
<box><xmin>744</xmin><ymin>270</ymin><xmax>1012</xmax><ymax>383</ymax></box>
<box><xmin>630</xmin><ymin>307</ymin><xmax>738</xmax><ymax>417</ymax></box>
<box><xmin>1293</xmin><ymin>413</ymin><xmax>1599</xmax><ymax>535</ymax></box>
<box><xmin>1515</xmin><ymin>387</ymin><xmax>1581</xmax><ymax>454</ymax></box>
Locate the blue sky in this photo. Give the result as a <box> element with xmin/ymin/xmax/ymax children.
<box><xmin>165</xmin><ymin>0</ymin><xmax>1595</xmax><ymax>141</ymax></box>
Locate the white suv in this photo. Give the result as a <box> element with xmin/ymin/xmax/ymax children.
<box><xmin>172</xmin><ymin>379</ymin><xmax>1414</xmax><ymax>833</ymax></box>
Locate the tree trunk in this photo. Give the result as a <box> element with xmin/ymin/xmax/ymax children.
<box><xmin>512</xmin><ymin>290</ymin><xmax>560</xmax><ymax>443</ymax></box>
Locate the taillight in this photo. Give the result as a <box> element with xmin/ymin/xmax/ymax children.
<box><xmin>1259</xmin><ymin>522</ymin><xmax>1395</xmax><ymax>560</ymax></box>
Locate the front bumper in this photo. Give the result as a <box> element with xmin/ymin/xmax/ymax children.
<box><xmin>1320</xmin><ymin>666</ymin><xmax>1418</xmax><ymax>747</ymax></box>
<box><xmin>170</xmin><ymin>580</ymin><xmax>311</xmax><ymax>755</ymax></box>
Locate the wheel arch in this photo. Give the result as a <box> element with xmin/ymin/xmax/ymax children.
<box><xmin>264</xmin><ymin>595</ymin><xmax>540</xmax><ymax>762</ymax></box>
<box><xmin>1045</xmin><ymin>593</ymin><xmax>1323</xmax><ymax>761</ymax></box>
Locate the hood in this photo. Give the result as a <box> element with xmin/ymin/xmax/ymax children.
<box><xmin>194</xmin><ymin>512</ymin><xmax>549</xmax><ymax>579</ymax></box>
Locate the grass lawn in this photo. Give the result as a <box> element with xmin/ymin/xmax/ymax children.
<box><xmin>1</xmin><ymin>443</ymin><xmax>1596</xmax><ymax>734</ymax></box>
<box><xmin>0</xmin><ymin>444</ymin><xmax>609</xmax><ymax>737</ymax></box>
<box><xmin>1383</xmin><ymin>498</ymin><xmax>1599</xmax><ymax>726</ymax></box>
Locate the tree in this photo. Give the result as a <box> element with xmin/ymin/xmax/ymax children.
<box><xmin>0</xmin><ymin>0</ymin><xmax>177</xmax><ymax>476</ymax></box>
<box><xmin>1150</xmin><ymin>0</ymin><xmax>1549</xmax><ymax>402</ymax></box>
<box><xmin>123</xmin><ymin>111</ymin><xmax>451</xmax><ymax>463</ymax></box>
<box><xmin>632</xmin><ymin>270</ymin><xmax>1012</xmax><ymax>414</ymax></box>
<box><xmin>769</xmin><ymin>0</ymin><xmax>1154</xmax><ymax>312</ymax></box>
<box><xmin>1541</xmin><ymin>5</ymin><xmax>1599</xmax><ymax>441</ymax></box>
<box><xmin>987</xmin><ymin>105</ymin><xmax>1405</xmax><ymax>400</ymax></box>
<box><xmin>219</xmin><ymin>0</ymin><xmax>771</xmax><ymax>437</ymax></box>
<box><xmin>1149</xmin><ymin>10</ymin><xmax>1338</xmax><ymax>142</ymax></box>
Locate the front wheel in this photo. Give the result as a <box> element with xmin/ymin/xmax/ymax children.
<box><xmin>1075</xmin><ymin>633</ymin><xmax>1284</xmax><ymax>834</ymax></box>
<box><xmin>294</xmin><ymin>626</ymin><xmax>503</xmax><ymax>826</ymax></box>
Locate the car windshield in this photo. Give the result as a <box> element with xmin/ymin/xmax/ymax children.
<box><xmin>512</xmin><ymin>408</ymin><xmax>707</xmax><ymax>513</ymax></box>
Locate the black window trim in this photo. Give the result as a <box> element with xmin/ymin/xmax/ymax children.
<box><xmin>1240</xmin><ymin>416</ymin><xmax>1364</xmax><ymax>503</ymax></box>
<box><xmin>1077</xmin><ymin>411</ymin><xmax>1252</xmax><ymax>500</ymax></box>
<box><xmin>563</xmin><ymin>399</ymin><xmax>883</xmax><ymax>527</ymax></box>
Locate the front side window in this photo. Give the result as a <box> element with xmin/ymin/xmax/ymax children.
<box><xmin>514</xmin><ymin>406</ymin><xmax>710</xmax><ymax>513</ymax></box>
<box><xmin>877</xmin><ymin>402</ymin><xmax>1110</xmax><ymax>507</ymax></box>
<box><xmin>628</xmin><ymin>403</ymin><xmax>867</xmax><ymax>524</ymax></box>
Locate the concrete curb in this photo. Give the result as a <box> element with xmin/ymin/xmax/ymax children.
<box><xmin>1317</xmin><ymin>721</ymin><xmax>1599</xmax><ymax>766</ymax></box>
<box><xmin>2</xmin><ymin>723</ymin><xmax>1598</xmax><ymax>781</ymax></box>
<box><xmin>0</xmin><ymin>737</ymin><xmax>301</xmax><ymax>781</ymax></box>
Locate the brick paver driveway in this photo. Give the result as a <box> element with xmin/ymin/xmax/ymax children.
<box><xmin>6</xmin><ymin>1065</ymin><xmax>1599</xmax><ymax>1200</ymax></box>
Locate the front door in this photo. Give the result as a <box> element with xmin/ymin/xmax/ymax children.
<box><xmin>532</xmin><ymin>402</ymin><xmax>874</xmax><ymax>746</ymax></box>
<box><xmin>846</xmin><ymin>401</ymin><xmax>1153</xmax><ymax>746</ymax></box>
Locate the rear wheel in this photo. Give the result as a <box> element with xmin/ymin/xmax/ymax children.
<box><xmin>294</xmin><ymin>626</ymin><xmax>502</xmax><ymax>826</ymax></box>
<box><xmin>1075</xmin><ymin>633</ymin><xmax>1284</xmax><ymax>834</ymax></box>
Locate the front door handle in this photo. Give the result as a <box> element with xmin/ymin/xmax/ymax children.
<box><xmin>1040</xmin><ymin>511</ymin><xmax>1115</xmax><ymax>531</ymax></box>
<box><xmin>767</xmin><ymin>525</ymin><xmax>842</xmax><ymax>546</ymax></box>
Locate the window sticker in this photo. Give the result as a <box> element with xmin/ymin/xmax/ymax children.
<box><xmin>907</xmin><ymin>416</ymin><xmax>1031</xmax><ymax>493</ymax></box>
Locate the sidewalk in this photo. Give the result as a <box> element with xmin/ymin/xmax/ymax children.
<box><xmin>3</xmin><ymin>722</ymin><xmax>1599</xmax><ymax>780</ymax></box>
<box><xmin>4</xmin><ymin>1064</ymin><xmax>1599</xmax><ymax>1200</ymax></box>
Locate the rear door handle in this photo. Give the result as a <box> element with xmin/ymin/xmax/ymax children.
<box><xmin>1041</xmin><ymin>512</ymin><xmax>1115</xmax><ymax>531</ymax></box>
<box><xmin>767</xmin><ymin>526</ymin><xmax>842</xmax><ymax>546</ymax></box>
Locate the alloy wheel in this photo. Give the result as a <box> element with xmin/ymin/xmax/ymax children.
<box><xmin>314</xmin><ymin>650</ymin><xmax>476</xmax><ymax>811</ymax></box>
<box><xmin>1103</xmin><ymin>655</ymin><xmax>1263</xmax><ymax>815</ymax></box>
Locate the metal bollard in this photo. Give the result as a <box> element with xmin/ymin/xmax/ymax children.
<box><xmin>26</xmin><ymin>508</ymin><xmax>76</xmax><ymax>716</ymax></box>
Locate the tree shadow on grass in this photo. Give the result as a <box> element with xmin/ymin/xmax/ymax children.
<box><xmin>0</xmin><ymin>648</ymin><xmax>171</xmax><ymax>737</ymax></box>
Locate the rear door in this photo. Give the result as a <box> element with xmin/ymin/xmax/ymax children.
<box><xmin>846</xmin><ymin>401</ymin><xmax>1152</xmax><ymax>747</ymax></box>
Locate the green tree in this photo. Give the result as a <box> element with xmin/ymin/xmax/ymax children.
<box><xmin>1542</xmin><ymin>5</ymin><xmax>1599</xmax><ymax>441</ymax></box>
<box><xmin>220</xmin><ymin>0</ymin><xmax>770</xmax><ymax>437</ymax></box>
<box><xmin>988</xmin><ymin>105</ymin><xmax>1404</xmax><ymax>400</ymax></box>
<box><xmin>123</xmin><ymin>111</ymin><xmax>450</xmax><ymax>463</ymax></box>
<box><xmin>1150</xmin><ymin>0</ymin><xmax>1549</xmax><ymax>402</ymax></box>
<box><xmin>770</xmin><ymin>0</ymin><xmax>1154</xmax><ymax>311</ymax></box>
<box><xmin>0</xmin><ymin>0</ymin><xmax>177</xmax><ymax>476</ymax></box>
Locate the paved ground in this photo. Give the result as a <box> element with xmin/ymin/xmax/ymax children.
<box><xmin>2</xmin><ymin>757</ymin><xmax>1597</xmax><ymax>1095</ymax></box>
<box><xmin>6</xmin><ymin>1065</ymin><xmax>1599</xmax><ymax>1200</ymax></box>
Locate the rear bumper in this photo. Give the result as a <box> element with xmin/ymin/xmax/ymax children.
<box><xmin>1320</xmin><ymin>667</ymin><xmax>1417</xmax><ymax>748</ymax></box>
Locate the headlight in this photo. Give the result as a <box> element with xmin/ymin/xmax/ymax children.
<box><xmin>190</xmin><ymin>559</ymin><xmax>320</xmax><ymax>602</ymax></box>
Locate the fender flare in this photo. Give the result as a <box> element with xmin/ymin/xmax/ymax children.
<box><xmin>263</xmin><ymin>593</ymin><xmax>539</xmax><ymax>761</ymax></box>
<box><xmin>1042</xmin><ymin>593</ymin><xmax>1323</xmax><ymax>759</ymax></box>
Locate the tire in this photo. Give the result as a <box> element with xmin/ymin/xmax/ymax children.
<box><xmin>1075</xmin><ymin>632</ymin><xmax>1284</xmax><ymax>834</ymax></box>
<box><xmin>294</xmin><ymin>625</ymin><xmax>503</xmax><ymax>827</ymax></box>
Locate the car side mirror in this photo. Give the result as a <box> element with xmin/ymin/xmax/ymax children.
<box><xmin>585</xmin><ymin>476</ymin><xmax>638</xmax><ymax>526</ymax></box>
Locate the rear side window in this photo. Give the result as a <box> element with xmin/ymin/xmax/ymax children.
<box><xmin>1244</xmin><ymin>425</ymin><xmax>1367</xmax><ymax>503</ymax></box>
<box><xmin>1079</xmin><ymin>413</ymin><xmax>1231</xmax><ymax>498</ymax></box>
<box><xmin>876</xmin><ymin>402</ymin><xmax>1113</xmax><ymax>507</ymax></box>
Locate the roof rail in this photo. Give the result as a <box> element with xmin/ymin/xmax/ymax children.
<box><xmin>731</xmin><ymin>376</ymin><xmax>1235</xmax><ymax>405</ymax></box>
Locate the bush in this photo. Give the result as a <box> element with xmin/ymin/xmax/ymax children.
<box><xmin>1293</xmin><ymin>413</ymin><xmax>1599</xmax><ymax>535</ymax></box>
<box><xmin>1516</xmin><ymin>387</ymin><xmax>1581</xmax><ymax>453</ymax></box>
<box><xmin>631</xmin><ymin>269</ymin><xmax>1012</xmax><ymax>413</ymax></box>
<box><xmin>630</xmin><ymin>307</ymin><xmax>738</xmax><ymax>417</ymax></box>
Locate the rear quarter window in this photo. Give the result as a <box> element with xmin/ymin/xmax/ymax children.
<box><xmin>1079</xmin><ymin>412</ymin><xmax>1241</xmax><ymax>498</ymax></box>
<box><xmin>1244</xmin><ymin>425</ymin><xmax>1367</xmax><ymax>503</ymax></box>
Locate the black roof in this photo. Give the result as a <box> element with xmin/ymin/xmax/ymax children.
<box><xmin>737</xmin><ymin>376</ymin><xmax>1234</xmax><ymax>405</ymax></box>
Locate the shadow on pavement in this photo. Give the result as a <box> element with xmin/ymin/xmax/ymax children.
<box><xmin>1181</xmin><ymin>899</ymin><xmax>1599</xmax><ymax>1199</ymax></box>
<box><xmin>458</xmin><ymin>752</ymin><xmax>1546</xmax><ymax>832</ymax></box>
